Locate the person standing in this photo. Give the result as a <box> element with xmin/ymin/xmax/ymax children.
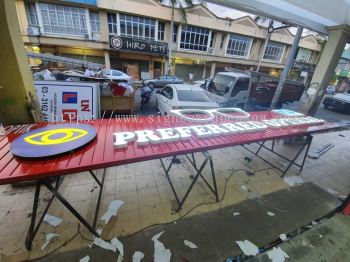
<box><xmin>189</xmin><ymin>72</ymin><xmax>194</xmax><ymax>85</ymax></box>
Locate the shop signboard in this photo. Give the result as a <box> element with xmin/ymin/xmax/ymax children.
<box><xmin>35</xmin><ymin>81</ymin><xmax>99</xmax><ymax>122</ymax></box>
<box><xmin>292</xmin><ymin>61</ymin><xmax>315</xmax><ymax>73</ymax></box>
<box><xmin>109</xmin><ymin>35</ymin><xmax>167</xmax><ymax>56</ymax></box>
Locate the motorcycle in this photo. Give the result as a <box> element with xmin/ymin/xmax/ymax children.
<box><xmin>140</xmin><ymin>85</ymin><xmax>154</xmax><ymax>110</ymax></box>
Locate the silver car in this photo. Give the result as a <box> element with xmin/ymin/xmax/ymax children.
<box><xmin>143</xmin><ymin>75</ymin><xmax>183</xmax><ymax>88</ymax></box>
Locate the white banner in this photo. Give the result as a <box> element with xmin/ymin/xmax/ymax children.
<box><xmin>35</xmin><ymin>81</ymin><xmax>99</xmax><ymax>122</ymax></box>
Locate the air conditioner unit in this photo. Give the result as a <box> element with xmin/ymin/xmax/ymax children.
<box><xmin>27</xmin><ymin>27</ymin><xmax>40</xmax><ymax>36</ymax></box>
<box><xmin>207</xmin><ymin>47</ymin><xmax>214</xmax><ymax>54</ymax></box>
<box><xmin>92</xmin><ymin>33</ymin><xmax>100</xmax><ymax>41</ymax></box>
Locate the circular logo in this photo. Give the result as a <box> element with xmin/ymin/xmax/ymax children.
<box><xmin>10</xmin><ymin>123</ymin><xmax>97</xmax><ymax>158</ymax></box>
<box><xmin>111</xmin><ymin>36</ymin><xmax>123</xmax><ymax>49</ymax></box>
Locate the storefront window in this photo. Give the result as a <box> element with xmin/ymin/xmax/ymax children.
<box><xmin>180</xmin><ymin>25</ymin><xmax>210</xmax><ymax>52</ymax></box>
<box><xmin>119</xmin><ymin>13</ymin><xmax>156</xmax><ymax>40</ymax></box>
<box><xmin>263</xmin><ymin>41</ymin><xmax>285</xmax><ymax>62</ymax></box>
<box><xmin>296</xmin><ymin>48</ymin><xmax>312</xmax><ymax>63</ymax></box>
<box><xmin>158</xmin><ymin>21</ymin><xmax>165</xmax><ymax>41</ymax></box>
<box><xmin>108</xmin><ymin>13</ymin><xmax>118</xmax><ymax>35</ymax></box>
<box><xmin>90</xmin><ymin>12</ymin><xmax>100</xmax><ymax>33</ymax></box>
<box><xmin>26</xmin><ymin>2</ymin><xmax>39</xmax><ymax>26</ymax></box>
<box><xmin>226</xmin><ymin>34</ymin><xmax>252</xmax><ymax>58</ymax></box>
<box><xmin>38</xmin><ymin>3</ymin><xmax>88</xmax><ymax>36</ymax></box>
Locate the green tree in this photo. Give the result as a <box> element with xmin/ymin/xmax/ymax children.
<box><xmin>161</xmin><ymin>0</ymin><xmax>195</xmax><ymax>74</ymax></box>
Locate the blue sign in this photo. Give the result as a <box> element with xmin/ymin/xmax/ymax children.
<box><xmin>62</xmin><ymin>92</ymin><xmax>78</xmax><ymax>104</ymax></box>
<box><xmin>62</xmin><ymin>0</ymin><xmax>96</xmax><ymax>6</ymax></box>
<box><xmin>10</xmin><ymin>123</ymin><xmax>97</xmax><ymax>158</ymax></box>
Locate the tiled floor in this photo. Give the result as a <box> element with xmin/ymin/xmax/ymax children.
<box><xmin>0</xmin><ymin>130</ymin><xmax>349</xmax><ymax>261</ymax></box>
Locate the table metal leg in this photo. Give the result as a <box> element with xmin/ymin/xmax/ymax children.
<box><xmin>160</xmin><ymin>156</ymin><xmax>181</xmax><ymax>207</ymax></box>
<box><xmin>43</xmin><ymin>180</ymin><xmax>99</xmax><ymax>237</ymax></box>
<box><xmin>160</xmin><ymin>151</ymin><xmax>218</xmax><ymax>212</ymax></box>
<box><xmin>91</xmin><ymin>169</ymin><xmax>106</xmax><ymax>229</ymax></box>
<box><xmin>25</xmin><ymin>169</ymin><xmax>106</xmax><ymax>250</ymax></box>
<box><xmin>242</xmin><ymin>135</ymin><xmax>313</xmax><ymax>177</ymax></box>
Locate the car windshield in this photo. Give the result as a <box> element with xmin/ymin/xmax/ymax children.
<box><xmin>208</xmin><ymin>74</ymin><xmax>236</xmax><ymax>96</ymax></box>
<box><xmin>177</xmin><ymin>90</ymin><xmax>212</xmax><ymax>102</ymax></box>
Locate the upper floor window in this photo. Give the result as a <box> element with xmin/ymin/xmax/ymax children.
<box><xmin>172</xmin><ymin>24</ymin><xmax>178</xmax><ymax>42</ymax></box>
<box><xmin>38</xmin><ymin>3</ymin><xmax>88</xmax><ymax>36</ymax></box>
<box><xmin>107</xmin><ymin>13</ymin><xmax>118</xmax><ymax>35</ymax></box>
<box><xmin>158</xmin><ymin>21</ymin><xmax>165</xmax><ymax>41</ymax></box>
<box><xmin>27</xmin><ymin>2</ymin><xmax>39</xmax><ymax>26</ymax></box>
<box><xmin>296</xmin><ymin>48</ymin><xmax>312</xmax><ymax>63</ymax></box>
<box><xmin>263</xmin><ymin>41</ymin><xmax>285</xmax><ymax>62</ymax></box>
<box><xmin>226</xmin><ymin>34</ymin><xmax>252</xmax><ymax>58</ymax></box>
<box><xmin>90</xmin><ymin>12</ymin><xmax>100</xmax><ymax>33</ymax></box>
<box><xmin>180</xmin><ymin>25</ymin><xmax>210</xmax><ymax>52</ymax></box>
<box><xmin>119</xmin><ymin>13</ymin><xmax>156</xmax><ymax>40</ymax></box>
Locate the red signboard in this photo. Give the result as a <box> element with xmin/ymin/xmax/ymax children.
<box><xmin>0</xmin><ymin>111</ymin><xmax>338</xmax><ymax>185</ymax></box>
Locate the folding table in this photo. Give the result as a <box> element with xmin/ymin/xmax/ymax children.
<box><xmin>0</xmin><ymin>111</ymin><xmax>338</xmax><ymax>250</ymax></box>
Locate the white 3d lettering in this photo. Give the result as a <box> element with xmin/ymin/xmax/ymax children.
<box><xmin>113</xmin><ymin>109</ymin><xmax>325</xmax><ymax>148</ymax></box>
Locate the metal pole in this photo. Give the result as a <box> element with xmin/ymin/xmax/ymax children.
<box><xmin>270</xmin><ymin>26</ymin><xmax>303</xmax><ymax>109</ymax></box>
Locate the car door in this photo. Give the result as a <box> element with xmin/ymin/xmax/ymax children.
<box><xmin>157</xmin><ymin>76</ymin><xmax>167</xmax><ymax>88</ymax></box>
<box><xmin>227</xmin><ymin>77</ymin><xmax>250</xmax><ymax>108</ymax></box>
<box><xmin>157</xmin><ymin>86</ymin><xmax>169</xmax><ymax>115</ymax></box>
<box><xmin>161</xmin><ymin>86</ymin><xmax>174</xmax><ymax>115</ymax></box>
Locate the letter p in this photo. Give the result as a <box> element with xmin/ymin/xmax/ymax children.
<box><xmin>113</xmin><ymin>132</ymin><xmax>135</xmax><ymax>148</ymax></box>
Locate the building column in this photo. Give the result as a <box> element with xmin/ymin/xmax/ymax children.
<box><xmin>210</xmin><ymin>62</ymin><xmax>216</xmax><ymax>77</ymax></box>
<box><xmin>99</xmin><ymin>11</ymin><xmax>109</xmax><ymax>43</ymax></box>
<box><xmin>104</xmin><ymin>51</ymin><xmax>111</xmax><ymax>69</ymax></box>
<box><xmin>202</xmin><ymin>63</ymin><xmax>207</xmax><ymax>79</ymax></box>
<box><xmin>0</xmin><ymin>0</ymin><xmax>41</xmax><ymax>125</ymax></box>
<box><xmin>301</xmin><ymin>25</ymin><xmax>350</xmax><ymax>115</ymax></box>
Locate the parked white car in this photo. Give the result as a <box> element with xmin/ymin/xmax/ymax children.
<box><xmin>155</xmin><ymin>84</ymin><xmax>219</xmax><ymax>116</ymax></box>
<box><xmin>100</xmin><ymin>69</ymin><xmax>133</xmax><ymax>84</ymax></box>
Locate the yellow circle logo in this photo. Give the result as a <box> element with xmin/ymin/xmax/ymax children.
<box><xmin>24</xmin><ymin>128</ymin><xmax>88</xmax><ymax>146</ymax></box>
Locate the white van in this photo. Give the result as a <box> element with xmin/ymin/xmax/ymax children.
<box><xmin>205</xmin><ymin>72</ymin><xmax>251</xmax><ymax>108</ymax></box>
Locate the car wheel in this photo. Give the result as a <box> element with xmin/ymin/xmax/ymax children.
<box><xmin>324</xmin><ymin>103</ymin><xmax>329</xmax><ymax>109</ymax></box>
<box><xmin>148</xmin><ymin>82</ymin><xmax>155</xmax><ymax>88</ymax></box>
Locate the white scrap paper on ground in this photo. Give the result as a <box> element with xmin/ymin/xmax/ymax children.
<box><xmin>241</xmin><ymin>185</ymin><xmax>248</xmax><ymax>191</ymax></box>
<box><xmin>93</xmin><ymin>237</ymin><xmax>117</xmax><ymax>252</ymax></box>
<box><xmin>152</xmin><ymin>231</ymin><xmax>171</xmax><ymax>262</ymax></box>
<box><xmin>279</xmin><ymin>234</ymin><xmax>287</xmax><ymax>241</ymax></box>
<box><xmin>43</xmin><ymin>214</ymin><xmax>62</xmax><ymax>227</ymax></box>
<box><xmin>327</xmin><ymin>188</ymin><xmax>340</xmax><ymax>196</ymax></box>
<box><xmin>111</xmin><ymin>237</ymin><xmax>124</xmax><ymax>256</ymax></box>
<box><xmin>184</xmin><ymin>240</ymin><xmax>198</xmax><ymax>249</ymax></box>
<box><xmin>41</xmin><ymin>233</ymin><xmax>59</xmax><ymax>250</ymax></box>
<box><xmin>283</xmin><ymin>176</ymin><xmax>303</xmax><ymax>186</ymax></box>
<box><xmin>267</xmin><ymin>247</ymin><xmax>289</xmax><ymax>262</ymax></box>
<box><xmin>267</xmin><ymin>212</ymin><xmax>275</xmax><ymax>216</ymax></box>
<box><xmin>132</xmin><ymin>251</ymin><xmax>145</xmax><ymax>262</ymax></box>
<box><xmin>235</xmin><ymin>240</ymin><xmax>259</xmax><ymax>256</ymax></box>
<box><xmin>233</xmin><ymin>212</ymin><xmax>240</xmax><ymax>216</ymax></box>
<box><xmin>101</xmin><ymin>200</ymin><xmax>125</xmax><ymax>224</ymax></box>
<box><xmin>80</xmin><ymin>255</ymin><xmax>90</xmax><ymax>262</ymax></box>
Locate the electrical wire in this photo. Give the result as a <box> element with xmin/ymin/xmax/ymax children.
<box><xmin>25</xmin><ymin>166</ymin><xmax>289</xmax><ymax>260</ymax></box>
